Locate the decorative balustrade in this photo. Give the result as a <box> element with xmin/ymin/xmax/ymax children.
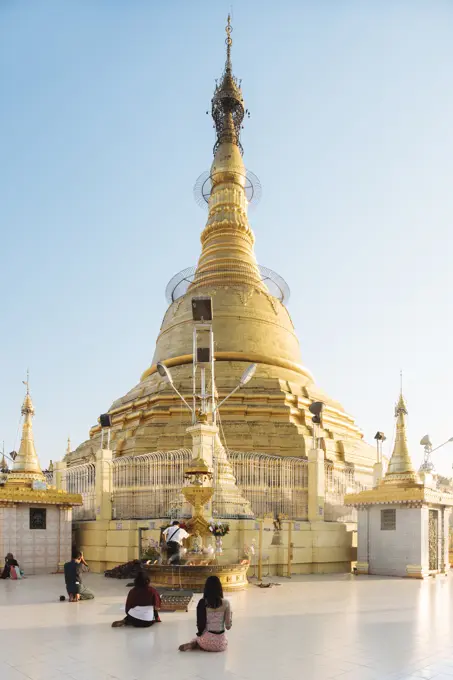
<box><xmin>43</xmin><ymin>470</ymin><xmax>54</xmax><ymax>486</ymax></box>
<box><xmin>324</xmin><ymin>461</ymin><xmax>371</xmax><ymax>522</ymax></box>
<box><xmin>226</xmin><ymin>452</ymin><xmax>308</xmax><ymax>520</ymax></box>
<box><xmin>63</xmin><ymin>463</ymin><xmax>96</xmax><ymax>520</ymax></box>
<box><xmin>111</xmin><ymin>450</ymin><xmax>192</xmax><ymax>520</ymax></box>
<box><xmin>65</xmin><ymin>446</ymin><xmax>369</xmax><ymax>525</ymax></box>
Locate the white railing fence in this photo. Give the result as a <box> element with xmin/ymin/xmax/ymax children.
<box><xmin>112</xmin><ymin>450</ymin><xmax>192</xmax><ymax>520</ymax></box>
<box><xmin>226</xmin><ymin>452</ymin><xmax>308</xmax><ymax>520</ymax></box>
<box><xmin>324</xmin><ymin>462</ymin><xmax>371</xmax><ymax>522</ymax></box>
<box><xmin>63</xmin><ymin>462</ymin><xmax>96</xmax><ymax>520</ymax></box>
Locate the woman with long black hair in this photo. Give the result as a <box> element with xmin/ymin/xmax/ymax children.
<box><xmin>179</xmin><ymin>575</ymin><xmax>232</xmax><ymax>652</ymax></box>
<box><xmin>112</xmin><ymin>571</ymin><xmax>161</xmax><ymax>628</ymax></box>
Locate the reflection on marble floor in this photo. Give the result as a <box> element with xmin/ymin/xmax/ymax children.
<box><xmin>1</xmin><ymin>573</ymin><xmax>453</xmax><ymax>680</ymax></box>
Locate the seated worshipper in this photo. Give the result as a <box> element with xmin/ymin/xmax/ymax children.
<box><xmin>112</xmin><ymin>570</ymin><xmax>162</xmax><ymax>627</ymax></box>
<box><xmin>64</xmin><ymin>551</ymin><xmax>94</xmax><ymax>601</ymax></box>
<box><xmin>179</xmin><ymin>575</ymin><xmax>232</xmax><ymax>652</ymax></box>
<box><xmin>1</xmin><ymin>553</ymin><xmax>20</xmax><ymax>579</ymax></box>
<box><xmin>162</xmin><ymin>521</ymin><xmax>190</xmax><ymax>565</ymax></box>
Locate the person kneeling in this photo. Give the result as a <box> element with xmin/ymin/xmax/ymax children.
<box><xmin>112</xmin><ymin>571</ymin><xmax>161</xmax><ymax>628</ymax></box>
<box><xmin>64</xmin><ymin>551</ymin><xmax>94</xmax><ymax>602</ymax></box>
<box><xmin>179</xmin><ymin>575</ymin><xmax>232</xmax><ymax>652</ymax></box>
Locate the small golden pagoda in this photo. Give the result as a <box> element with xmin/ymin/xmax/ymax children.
<box><xmin>0</xmin><ymin>380</ymin><xmax>82</xmax><ymax>574</ymax></box>
<box><xmin>346</xmin><ymin>389</ymin><xmax>453</xmax><ymax>578</ymax></box>
<box><xmin>65</xmin><ymin>17</ymin><xmax>374</xmax><ymax>475</ymax></box>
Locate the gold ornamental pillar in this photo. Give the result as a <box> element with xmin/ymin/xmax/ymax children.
<box><xmin>308</xmin><ymin>448</ymin><xmax>325</xmax><ymax>522</ymax></box>
<box><xmin>95</xmin><ymin>448</ymin><xmax>113</xmax><ymax>521</ymax></box>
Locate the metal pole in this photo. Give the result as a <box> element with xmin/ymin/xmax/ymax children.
<box><xmin>192</xmin><ymin>326</ymin><xmax>197</xmax><ymax>424</ymax></box>
<box><xmin>287</xmin><ymin>521</ymin><xmax>292</xmax><ymax>579</ymax></box>
<box><xmin>201</xmin><ymin>366</ymin><xmax>206</xmax><ymax>415</ymax></box>
<box><xmin>258</xmin><ymin>520</ymin><xmax>263</xmax><ymax>581</ymax></box>
<box><xmin>210</xmin><ymin>326</ymin><xmax>215</xmax><ymax>424</ymax></box>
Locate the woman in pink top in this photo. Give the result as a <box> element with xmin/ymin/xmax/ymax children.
<box><xmin>179</xmin><ymin>575</ymin><xmax>232</xmax><ymax>652</ymax></box>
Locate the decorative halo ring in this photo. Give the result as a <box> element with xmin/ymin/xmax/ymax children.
<box><xmin>165</xmin><ymin>264</ymin><xmax>289</xmax><ymax>305</ymax></box>
<box><xmin>194</xmin><ymin>169</ymin><xmax>262</xmax><ymax>210</ymax></box>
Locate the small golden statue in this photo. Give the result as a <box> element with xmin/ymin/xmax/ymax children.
<box><xmin>191</xmin><ymin>530</ymin><xmax>203</xmax><ymax>554</ymax></box>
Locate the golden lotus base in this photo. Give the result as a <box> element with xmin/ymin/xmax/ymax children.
<box><xmin>144</xmin><ymin>562</ymin><xmax>249</xmax><ymax>592</ymax></box>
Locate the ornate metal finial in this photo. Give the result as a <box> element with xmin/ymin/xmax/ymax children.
<box><xmin>225</xmin><ymin>14</ymin><xmax>232</xmax><ymax>71</ymax></box>
<box><xmin>22</xmin><ymin>368</ymin><xmax>30</xmax><ymax>395</ymax></box>
<box><xmin>21</xmin><ymin>369</ymin><xmax>35</xmax><ymax>416</ymax></box>
<box><xmin>211</xmin><ymin>15</ymin><xmax>245</xmax><ymax>155</ymax></box>
<box><xmin>394</xmin><ymin>370</ymin><xmax>407</xmax><ymax>416</ymax></box>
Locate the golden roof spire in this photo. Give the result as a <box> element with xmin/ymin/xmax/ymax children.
<box><xmin>7</xmin><ymin>374</ymin><xmax>44</xmax><ymax>487</ymax></box>
<box><xmin>66</xmin><ymin>436</ymin><xmax>71</xmax><ymax>457</ymax></box>
<box><xmin>0</xmin><ymin>442</ymin><xmax>8</xmax><ymax>472</ymax></box>
<box><xmin>190</xmin><ymin>16</ymin><xmax>264</xmax><ymax>293</ymax></box>
<box><xmin>383</xmin><ymin>381</ymin><xmax>417</xmax><ymax>485</ymax></box>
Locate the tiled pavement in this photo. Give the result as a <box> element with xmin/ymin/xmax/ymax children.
<box><xmin>1</xmin><ymin>572</ymin><xmax>453</xmax><ymax>680</ymax></box>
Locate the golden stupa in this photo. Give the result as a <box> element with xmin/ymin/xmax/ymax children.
<box><xmin>66</xmin><ymin>18</ymin><xmax>374</xmax><ymax>470</ymax></box>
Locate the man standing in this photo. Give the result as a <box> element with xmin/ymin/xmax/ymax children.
<box><xmin>162</xmin><ymin>521</ymin><xmax>189</xmax><ymax>565</ymax></box>
<box><xmin>64</xmin><ymin>550</ymin><xmax>94</xmax><ymax>601</ymax></box>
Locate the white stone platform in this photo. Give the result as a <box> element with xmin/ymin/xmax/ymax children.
<box><xmin>1</xmin><ymin>573</ymin><xmax>453</xmax><ymax>680</ymax></box>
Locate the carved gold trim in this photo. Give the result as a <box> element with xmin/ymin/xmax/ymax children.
<box><xmin>141</xmin><ymin>351</ymin><xmax>314</xmax><ymax>383</ymax></box>
<box><xmin>346</xmin><ymin>485</ymin><xmax>453</xmax><ymax>507</ymax></box>
<box><xmin>0</xmin><ymin>488</ymin><xmax>82</xmax><ymax>506</ymax></box>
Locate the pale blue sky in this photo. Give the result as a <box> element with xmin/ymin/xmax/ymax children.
<box><xmin>1</xmin><ymin>1</ymin><xmax>452</xmax><ymax>473</ymax></box>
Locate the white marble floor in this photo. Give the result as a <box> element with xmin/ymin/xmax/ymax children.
<box><xmin>1</xmin><ymin>573</ymin><xmax>453</xmax><ymax>680</ymax></box>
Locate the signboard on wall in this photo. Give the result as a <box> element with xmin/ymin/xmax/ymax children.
<box><xmin>32</xmin><ymin>480</ymin><xmax>47</xmax><ymax>491</ymax></box>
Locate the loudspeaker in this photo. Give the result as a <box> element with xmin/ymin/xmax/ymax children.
<box><xmin>191</xmin><ymin>296</ymin><xmax>213</xmax><ymax>322</ymax></box>
<box><xmin>100</xmin><ymin>413</ymin><xmax>112</xmax><ymax>428</ymax></box>
<box><xmin>309</xmin><ymin>401</ymin><xmax>324</xmax><ymax>425</ymax></box>
<box><xmin>197</xmin><ymin>347</ymin><xmax>211</xmax><ymax>363</ymax></box>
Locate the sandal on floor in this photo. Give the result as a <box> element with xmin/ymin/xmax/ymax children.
<box><xmin>112</xmin><ymin>620</ymin><xmax>126</xmax><ymax>628</ymax></box>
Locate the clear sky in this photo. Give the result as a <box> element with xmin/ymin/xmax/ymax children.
<box><xmin>1</xmin><ymin>1</ymin><xmax>452</xmax><ymax>474</ymax></box>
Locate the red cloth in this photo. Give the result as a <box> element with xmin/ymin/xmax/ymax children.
<box><xmin>125</xmin><ymin>586</ymin><xmax>161</xmax><ymax>614</ymax></box>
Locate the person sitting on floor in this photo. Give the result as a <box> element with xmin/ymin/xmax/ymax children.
<box><xmin>112</xmin><ymin>570</ymin><xmax>162</xmax><ymax>627</ymax></box>
<box><xmin>179</xmin><ymin>575</ymin><xmax>232</xmax><ymax>652</ymax></box>
<box><xmin>1</xmin><ymin>553</ymin><xmax>20</xmax><ymax>580</ymax></box>
<box><xmin>64</xmin><ymin>550</ymin><xmax>94</xmax><ymax>601</ymax></box>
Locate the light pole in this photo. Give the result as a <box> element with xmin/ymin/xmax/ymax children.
<box><xmin>419</xmin><ymin>434</ymin><xmax>453</xmax><ymax>473</ymax></box>
<box><xmin>157</xmin><ymin>360</ymin><xmax>257</xmax><ymax>420</ymax></box>
<box><xmin>156</xmin><ymin>295</ymin><xmax>257</xmax><ymax>422</ymax></box>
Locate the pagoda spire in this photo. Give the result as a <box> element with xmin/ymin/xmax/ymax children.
<box><xmin>7</xmin><ymin>375</ymin><xmax>44</xmax><ymax>486</ymax></box>
<box><xmin>383</xmin><ymin>384</ymin><xmax>417</xmax><ymax>485</ymax></box>
<box><xmin>190</xmin><ymin>16</ymin><xmax>265</xmax><ymax>293</ymax></box>
<box><xmin>0</xmin><ymin>442</ymin><xmax>8</xmax><ymax>473</ymax></box>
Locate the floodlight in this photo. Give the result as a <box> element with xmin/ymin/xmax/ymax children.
<box><xmin>214</xmin><ymin>364</ymin><xmax>257</xmax><ymax>413</ymax></box>
<box><xmin>156</xmin><ymin>362</ymin><xmax>174</xmax><ymax>384</ymax></box>
<box><xmin>191</xmin><ymin>297</ymin><xmax>213</xmax><ymax>322</ymax></box>
<box><xmin>156</xmin><ymin>362</ymin><xmax>192</xmax><ymax>414</ymax></box>
<box><xmin>239</xmin><ymin>363</ymin><xmax>257</xmax><ymax>386</ymax></box>
<box><xmin>99</xmin><ymin>414</ymin><xmax>112</xmax><ymax>428</ymax></box>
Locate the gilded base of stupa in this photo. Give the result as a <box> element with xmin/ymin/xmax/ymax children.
<box><xmin>67</xmin><ymin>358</ymin><xmax>374</xmax><ymax>470</ymax></box>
